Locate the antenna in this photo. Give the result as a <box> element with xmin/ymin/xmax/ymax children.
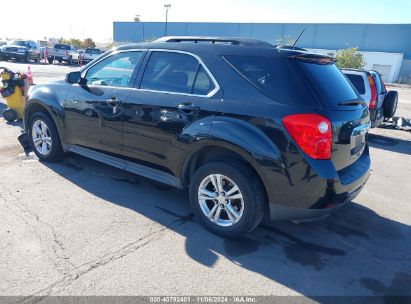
<box><xmin>292</xmin><ymin>27</ymin><xmax>307</xmax><ymax>48</ymax></box>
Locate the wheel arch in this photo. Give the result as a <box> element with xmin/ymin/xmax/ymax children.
<box><xmin>24</xmin><ymin>99</ymin><xmax>65</xmax><ymax>143</ymax></box>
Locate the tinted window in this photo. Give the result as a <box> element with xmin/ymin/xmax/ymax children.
<box><xmin>224</xmin><ymin>55</ymin><xmax>317</xmax><ymax>107</ymax></box>
<box><xmin>301</xmin><ymin>62</ymin><xmax>358</xmax><ymax>106</ymax></box>
<box><xmin>193</xmin><ymin>66</ymin><xmax>215</xmax><ymax>95</ymax></box>
<box><xmin>141</xmin><ymin>52</ymin><xmax>199</xmax><ymax>94</ymax></box>
<box><xmin>345</xmin><ymin>74</ymin><xmax>366</xmax><ymax>94</ymax></box>
<box><xmin>85</xmin><ymin>51</ymin><xmax>142</xmax><ymax>87</ymax></box>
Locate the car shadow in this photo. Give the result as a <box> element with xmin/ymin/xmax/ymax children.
<box><xmin>368</xmin><ymin>133</ymin><xmax>411</xmax><ymax>156</ymax></box>
<box><xmin>41</xmin><ymin>153</ymin><xmax>411</xmax><ymax>300</ymax></box>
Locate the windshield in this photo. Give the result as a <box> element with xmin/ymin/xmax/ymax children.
<box><xmin>8</xmin><ymin>40</ymin><xmax>28</xmax><ymax>47</ymax></box>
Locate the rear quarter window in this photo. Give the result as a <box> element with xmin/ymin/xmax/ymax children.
<box><xmin>345</xmin><ymin>74</ymin><xmax>366</xmax><ymax>94</ymax></box>
<box><xmin>223</xmin><ymin>55</ymin><xmax>318</xmax><ymax>107</ymax></box>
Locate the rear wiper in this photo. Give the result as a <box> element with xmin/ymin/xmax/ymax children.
<box><xmin>338</xmin><ymin>100</ymin><xmax>367</xmax><ymax>106</ymax></box>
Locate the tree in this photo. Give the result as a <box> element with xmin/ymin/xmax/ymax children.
<box><xmin>133</xmin><ymin>15</ymin><xmax>141</xmax><ymax>22</ymax></box>
<box><xmin>335</xmin><ymin>47</ymin><xmax>366</xmax><ymax>69</ymax></box>
<box><xmin>82</xmin><ymin>38</ymin><xmax>96</xmax><ymax>49</ymax></box>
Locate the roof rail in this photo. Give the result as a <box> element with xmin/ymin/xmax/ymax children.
<box><xmin>154</xmin><ymin>36</ymin><xmax>273</xmax><ymax>47</ymax></box>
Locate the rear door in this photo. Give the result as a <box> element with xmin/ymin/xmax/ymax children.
<box><xmin>122</xmin><ymin>50</ymin><xmax>221</xmax><ymax>178</ymax></box>
<box><xmin>62</xmin><ymin>50</ymin><xmax>145</xmax><ymax>157</ymax></box>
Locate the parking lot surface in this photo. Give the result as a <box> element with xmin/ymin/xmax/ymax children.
<box><xmin>0</xmin><ymin>61</ymin><xmax>411</xmax><ymax>299</ymax></box>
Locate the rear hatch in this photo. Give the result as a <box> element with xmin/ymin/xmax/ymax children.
<box><xmin>299</xmin><ymin>58</ymin><xmax>370</xmax><ymax>171</ymax></box>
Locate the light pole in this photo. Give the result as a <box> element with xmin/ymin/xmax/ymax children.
<box><xmin>164</xmin><ymin>4</ymin><xmax>171</xmax><ymax>36</ymax></box>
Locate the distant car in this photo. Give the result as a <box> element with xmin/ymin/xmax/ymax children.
<box><xmin>0</xmin><ymin>40</ymin><xmax>41</xmax><ymax>63</ymax></box>
<box><xmin>46</xmin><ymin>44</ymin><xmax>79</xmax><ymax>65</ymax></box>
<box><xmin>342</xmin><ymin>68</ymin><xmax>398</xmax><ymax>127</ymax></box>
<box><xmin>80</xmin><ymin>48</ymin><xmax>102</xmax><ymax>63</ymax></box>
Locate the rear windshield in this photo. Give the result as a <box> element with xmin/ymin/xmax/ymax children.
<box><xmin>345</xmin><ymin>74</ymin><xmax>366</xmax><ymax>94</ymax></box>
<box><xmin>54</xmin><ymin>44</ymin><xmax>71</xmax><ymax>50</ymax></box>
<box><xmin>301</xmin><ymin>62</ymin><xmax>358</xmax><ymax>106</ymax></box>
<box><xmin>223</xmin><ymin>55</ymin><xmax>318</xmax><ymax>107</ymax></box>
<box><xmin>86</xmin><ymin>49</ymin><xmax>101</xmax><ymax>54</ymax></box>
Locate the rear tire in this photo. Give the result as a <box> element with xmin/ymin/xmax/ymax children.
<box><xmin>383</xmin><ymin>91</ymin><xmax>398</xmax><ymax>119</ymax></box>
<box><xmin>28</xmin><ymin>112</ymin><xmax>64</xmax><ymax>162</ymax></box>
<box><xmin>47</xmin><ymin>58</ymin><xmax>53</xmax><ymax>64</ymax></box>
<box><xmin>3</xmin><ymin>108</ymin><xmax>18</xmax><ymax>122</ymax></box>
<box><xmin>189</xmin><ymin>160</ymin><xmax>266</xmax><ymax>238</ymax></box>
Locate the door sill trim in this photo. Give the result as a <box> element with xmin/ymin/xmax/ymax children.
<box><xmin>67</xmin><ymin>145</ymin><xmax>182</xmax><ymax>188</ymax></box>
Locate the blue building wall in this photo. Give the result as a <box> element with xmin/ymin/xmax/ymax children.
<box><xmin>113</xmin><ymin>22</ymin><xmax>411</xmax><ymax>59</ymax></box>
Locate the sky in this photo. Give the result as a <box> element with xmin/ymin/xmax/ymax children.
<box><xmin>1</xmin><ymin>0</ymin><xmax>410</xmax><ymax>42</ymax></box>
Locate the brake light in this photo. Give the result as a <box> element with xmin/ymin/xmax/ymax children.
<box><xmin>368</xmin><ymin>75</ymin><xmax>377</xmax><ymax>109</ymax></box>
<box><xmin>282</xmin><ymin>114</ymin><xmax>332</xmax><ymax>160</ymax></box>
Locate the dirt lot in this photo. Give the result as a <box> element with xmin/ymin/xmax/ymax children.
<box><xmin>0</xmin><ymin>61</ymin><xmax>411</xmax><ymax>300</ymax></box>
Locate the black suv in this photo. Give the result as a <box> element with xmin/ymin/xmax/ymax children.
<box><xmin>23</xmin><ymin>37</ymin><xmax>371</xmax><ymax>238</ymax></box>
<box><xmin>0</xmin><ymin>40</ymin><xmax>41</xmax><ymax>63</ymax></box>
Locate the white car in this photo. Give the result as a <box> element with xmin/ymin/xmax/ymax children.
<box><xmin>80</xmin><ymin>48</ymin><xmax>102</xmax><ymax>63</ymax></box>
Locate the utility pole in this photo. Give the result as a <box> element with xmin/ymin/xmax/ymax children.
<box><xmin>164</xmin><ymin>4</ymin><xmax>171</xmax><ymax>36</ymax></box>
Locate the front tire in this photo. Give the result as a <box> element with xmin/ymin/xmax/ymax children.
<box><xmin>189</xmin><ymin>161</ymin><xmax>266</xmax><ymax>238</ymax></box>
<box><xmin>28</xmin><ymin>112</ymin><xmax>64</xmax><ymax>162</ymax></box>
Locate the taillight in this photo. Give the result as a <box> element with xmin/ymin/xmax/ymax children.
<box><xmin>368</xmin><ymin>75</ymin><xmax>377</xmax><ymax>109</ymax></box>
<box><xmin>282</xmin><ymin>114</ymin><xmax>332</xmax><ymax>160</ymax></box>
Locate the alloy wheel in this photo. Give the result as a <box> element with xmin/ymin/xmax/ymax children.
<box><xmin>31</xmin><ymin>120</ymin><xmax>52</xmax><ymax>155</ymax></box>
<box><xmin>198</xmin><ymin>174</ymin><xmax>245</xmax><ymax>227</ymax></box>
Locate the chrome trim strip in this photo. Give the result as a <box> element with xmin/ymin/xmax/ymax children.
<box><xmin>67</xmin><ymin>145</ymin><xmax>181</xmax><ymax>188</ymax></box>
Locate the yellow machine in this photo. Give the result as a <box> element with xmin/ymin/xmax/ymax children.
<box><xmin>1</xmin><ymin>68</ymin><xmax>27</xmax><ymax>122</ymax></box>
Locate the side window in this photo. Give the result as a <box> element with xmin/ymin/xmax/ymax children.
<box><xmin>85</xmin><ymin>51</ymin><xmax>142</xmax><ymax>87</ymax></box>
<box><xmin>192</xmin><ymin>66</ymin><xmax>215</xmax><ymax>95</ymax></box>
<box><xmin>140</xmin><ymin>52</ymin><xmax>200</xmax><ymax>94</ymax></box>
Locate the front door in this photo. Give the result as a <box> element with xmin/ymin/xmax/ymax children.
<box><xmin>122</xmin><ymin>50</ymin><xmax>221</xmax><ymax>178</ymax></box>
<box><xmin>62</xmin><ymin>51</ymin><xmax>145</xmax><ymax>157</ymax></box>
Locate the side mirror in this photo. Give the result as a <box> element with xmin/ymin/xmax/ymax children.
<box><xmin>65</xmin><ymin>71</ymin><xmax>81</xmax><ymax>84</ymax></box>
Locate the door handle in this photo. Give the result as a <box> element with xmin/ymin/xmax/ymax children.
<box><xmin>178</xmin><ymin>103</ymin><xmax>200</xmax><ymax>113</ymax></box>
<box><xmin>106</xmin><ymin>97</ymin><xmax>118</xmax><ymax>106</ymax></box>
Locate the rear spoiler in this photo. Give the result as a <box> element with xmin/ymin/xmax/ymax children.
<box><xmin>277</xmin><ymin>47</ymin><xmax>335</xmax><ymax>65</ymax></box>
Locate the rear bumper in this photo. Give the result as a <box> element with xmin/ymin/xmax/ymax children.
<box><xmin>267</xmin><ymin>147</ymin><xmax>371</xmax><ymax>221</ymax></box>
